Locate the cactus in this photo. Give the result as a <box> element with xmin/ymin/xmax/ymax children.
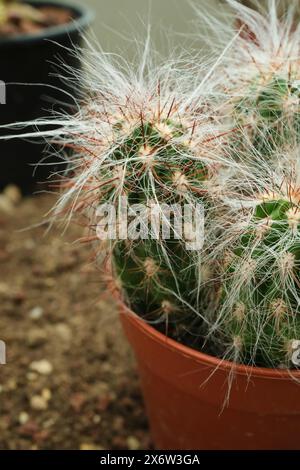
<box><xmin>195</xmin><ymin>1</ymin><xmax>300</xmax><ymax>157</ymax></box>
<box><xmin>214</xmin><ymin>182</ymin><xmax>300</xmax><ymax>369</ymax></box>
<box><xmin>98</xmin><ymin>117</ymin><xmax>210</xmax><ymax>206</ymax></box>
<box><xmin>113</xmin><ymin>239</ymin><xmax>196</xmax><ymax>322</ymax></box>
<box><xmin>103</xmin><ymin>117</ymin><xmax>210</xmax><ymax>321</ymax></box>
<box><xmin>27</xmin><ymin>44</ymin><xmax>229</xmax><ymax>332</ymax></box>
<box><xmin>228</xmin><ymin>0</ymin><xmax>300</xmax><ymax>155</ymax></box>
<box><xmin>101</xmin><ymin>110</ymin><xmax>231</xmax><ymax>326</ymax></box>
<box><xmin>190</xmin><ymin>0</ymin><xmax>300</xmax><ymax>372</ymax></box>
<box><xmin>233</xmin><ymin>74</ymin><xmax>300</xmax><ymax>155</ymax></box>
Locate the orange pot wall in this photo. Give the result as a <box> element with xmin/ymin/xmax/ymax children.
<box><xmin>120</xmin><ymin>307</ymin><xmax>300</xmax><ymax>450</ymax></box>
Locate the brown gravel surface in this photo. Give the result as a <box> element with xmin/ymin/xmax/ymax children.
<box><xmin>0</xmin><ymin>189</ymin><xmax>151</xmax><ymax>450</ymax></box>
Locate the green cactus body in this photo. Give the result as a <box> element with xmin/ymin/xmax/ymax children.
<box><xmin>113</xmin><ymin>238</ymin><xmax>197</xmax><ymax>321</ymax></box>
<box><xmin>100</xmin><ymin>119</ymin><xmax>208</xmax><ymax>204</ymax></box>
<box><xmin>234</xmin><ymin>75</ymin><xmax>300</xmax><ymax>155</ymax></box>
<box><xmin>97</xmin><ymin>117</ymin><xmax>211</xmax><ymax>322</ymax></box>
<box><xmin>220</xmin><ymin>196</ymin><xmax>300</xmax><ymax>368</ymax></box>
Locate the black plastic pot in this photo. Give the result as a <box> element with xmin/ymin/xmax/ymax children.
<box><xmin>0</xmin><ymin>1</ymin><xmax>93</xmax><ymax>194</ymax></box>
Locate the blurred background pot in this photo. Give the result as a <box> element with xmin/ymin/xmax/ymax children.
<box><xmin>120</xmin><ymin>304</ymin><xmax>300</xmax><ymax>450</ymax></box>
<box><xmin>0</xmin><ymin>1</ymin><xmax>93</xmax><ymax>194</ymax></box>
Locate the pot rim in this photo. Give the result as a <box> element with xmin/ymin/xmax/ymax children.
<box><xmin>0</xmin><ymin>0</ymin><xmax>94</xmax><ymax>47</ymax></box>
<box><xmin>120</xmin><ymin>301</ymin><xmax>300</xmax><ymax>381</ymax></box>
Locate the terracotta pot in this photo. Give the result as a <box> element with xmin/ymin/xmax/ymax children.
<box><xmin>120</xmin><ymin>304</ymin><xmax>300</xmax><ymax>450</ymax></box>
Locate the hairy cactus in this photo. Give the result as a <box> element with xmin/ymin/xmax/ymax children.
<box><xmin>113</xmin><ymin>239</ymin><xmax>197</xmax><ymax>322</ymax></box>
<box><xmin>25</xmin><ymin>44</ymin><xmax>229</xmax><ymax>330</ymax></box>
<box><xmin>228</xmin><ymin>0</ymin><xmax>300</xmax><ymax>155</ymax></box>
<box><xmin>98</xmin><ymin>117</ymin><xmax>210</xmax><ymax>206</ymax></box>
<box><xmin>215</xmin><ymin>184</ymin><xmax>300</xmax><ymax>368</ymax></box>
<box><xmin>104</xmin><ymin>117</ymin><xmax>211</xmax><ymax>321</ymax></box>
<box><xmin>233</xmin><ymin>74</ymin><xmax>300</xmax><ymax>154</ymax></box>
<box><xmin>192</xmin><ymin>0</ymin><xmax>300</xmax><ymax>372</ymax></box>
<box><xmin>195</xmin><ymin>1</ymin><xmax>300</xmax><ymax>157</ymax></box>
<box><xmin>102</xmin><ymin>109</ymin><xmax>230</xmax><ymax>324</ymax></box>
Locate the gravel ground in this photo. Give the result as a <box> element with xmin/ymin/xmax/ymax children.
<box><xmin>0</xmin><ymin>187</ymin><xmax>151</xmax><ymax>450</ymax></box>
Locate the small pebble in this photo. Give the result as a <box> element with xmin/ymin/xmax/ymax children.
<box><xmin>93</xmin><ymin>415</ymin><xmax>101</xmax><ymax>424</ymax></box>
<box><xmin>18</xmin><ymin>412</ymin><xmax>29</xmax><ymax>425</ymax></box>
<box><xmin>29</xmin><ymin>360</ymin><xmax>53</xmax><ymax>375</ymax></box>
<box><xmin>0</xmin><ymin>185</ymin><xmax>22</xmax><ymax>214</ymax></box>
<box><xmin>7</xmin><ymin>379</ymin><xmax>17</xmax><ymax>391</ymax></box>
<box><xmin>26</xmin><ymin>372</ymin><xmax>38</xmax><ymax>382</ymax></box>
<box><xmin>0</xmin><ymin>282</ymin><xmax>11</xmax><ymax>297</ymax></box>
<box><xmin>127</xmin><ymin>436</ymin><xmax>140</xmax><ymax>450</ymax></box>
<box><xmin>41</xmin><ymin>388</ymin><xmax>52</xmax><ymax>401</ymax></box>
<box><xmin>30</xmin><ymin>395</ymin><xmax>48</xmax><ymax>411</ymax></box>
<box><xmin>4</xmin><ymin>185</ymin><xmax>22</xmax><ymax>205</ymax></box>
<box><xmin>55</xmin><ymin>323</ymin><xmax>71</xmax><ymax>342</ymax></box>
<box><xmin>29</xmin><ymin>306</ymin><xmax>44</xmax><ymax>320</ymax></box>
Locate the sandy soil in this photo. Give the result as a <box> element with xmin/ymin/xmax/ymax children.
<box><xmin>0</xmin><ymin>189</ymin><xmax>151</xmax><ymax>450</ymax></box>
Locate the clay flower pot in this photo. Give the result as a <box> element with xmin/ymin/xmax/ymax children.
<box><xmin>120</xmin><ymin>303</ymin><xmax>300</xmax><ymax>450</ymax></box>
